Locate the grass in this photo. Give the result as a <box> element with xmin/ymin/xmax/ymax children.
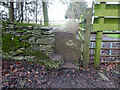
<box><xmin>14</xmin><ymin>22</ymin><xmax>41</xmax><ymax>27</ymax></box>
<box><xmin>2</xmin><ymin>20</ymin><xmax>42</xmax><ymax>27</ymax></box>
<box><xmin>106</xmin><ymin>34</ymin><xmax>120</xmax><ymax>39</ymax></box>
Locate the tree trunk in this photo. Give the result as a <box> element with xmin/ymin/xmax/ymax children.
<box><xmin>42</xmin><ymin>0</ymin><xmax>49</xmax><ymax>26</ymax></box>
<box><xmin>10</xmin><ymin>2</ymin><xmax>14</xmax><ymax>22</ymax></box>
<box><xmin>36</xmin><ymin>2</ymin><xmax>38</xmax><ymax>24</ymax></box>
<box><xmin>21</xmin><ymin>2</ymin><xmax>23</xmax><ymax>22</ymax></box>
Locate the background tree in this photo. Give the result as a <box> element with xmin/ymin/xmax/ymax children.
<box><xmin>42</xmin><ymin>0</ymin><xmax>49</xmax><ymax>26</ymax></box>
<box><xmin>65</xmin><ymin>1</ymin><xmax>87</xmax><ymax>20</ymax></box>
<box><xmin>21</xmin><ymin>2</ymin><xmax>23</xmax><ymax>22</ymax></box>
<box><xmin>0</xmin><ymin>2</ymin><xmax>9</xmax><ymax>20</ymax></box>
<box><xmin>10</xmin><ymin>2</ymin><xmax>14</xmax><ymax>22</ymax></box>
<box><xmin>35</xmin><ymin>2</ymin><xmax>38</xmax><ymax>24</ymax></box>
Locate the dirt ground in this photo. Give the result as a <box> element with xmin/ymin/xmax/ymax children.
<box><xmin>1</xmin><ymin>59</ymin><xmax>120</xmax><ymax>89</ymax></box>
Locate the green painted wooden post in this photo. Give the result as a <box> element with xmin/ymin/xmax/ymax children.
<box><xmin>94</xmin><ymin>31</ymin><xmax>103</xmax><ymax>69</ymax></box>
<box><xmin>94</xmin><ymin>16</ymin><xmax>104</xmax><ymax>69</ymax></box>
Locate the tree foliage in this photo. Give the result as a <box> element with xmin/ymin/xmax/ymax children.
<box><xmin>65</xmin><ymin>1</ymin><xmax>87</xmax><ymax>19</ymax></box>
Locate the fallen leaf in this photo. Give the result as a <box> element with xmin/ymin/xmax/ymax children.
<box><xmin>98</xmin><ymin>72</ymin><xmax>109</xmax><ymax>81</ymax></box>
<box><xmin>13</xmin><ymin>68</ymin><xmax>18</xmax><ymax>73</ymax></box>
<box><xmin>99</xmin><ymin>70</ymin><xmax>103</xmax><ymax>73</ymax></box>
<box><xmin>67</xmin><ymin>74</ymin><xmax>70</xmax><ymax>77</ymax></box>
<box><xmin>28</xmin><ymin>79</ymin><xmax>31</xmax><ymax>82</ymax></box>
<box><xmin>27</xmin><ymin>75</ymin><xmax>30</xmax><ymax>77</ymax></box>
<box><xmin>72</xmin><ymin>74</ymin><xmax>75</xmax><ymax>77</ymax></box>
<box><xmin>10</xmin><ymin>84</ymin><xmax>14</xmax><ymax>87</ymax></box>
<box><xmin>35</xmin><ymin>71</ymin><xmax>39</xmax><ymax>74</ymax></box>
<box><xmin>100</xmin><ymin>68</ymin><xmax>103</xmax><ymax>70</ymax></box>
<box><xmin>43</xmin><ymin>71</ymin><xmax>46</xmax><ymax>74</ymax></box>
<box><xmin>27</xmin><ymin>71</ymin><xmax>31</xmax><ymax>74</ymax></box>
<box><xmin>10</xmin><ymin>65</ymin><xmax>14</xmax><ymax>71</ymax></box>
<box><xmin>21</xmin><ymin>67</ymin><xmax>24</xmax><ymax>69</ymax></box>
<box><xmin>79</xmin><ymin>74</ymin><xmax>82</xmax><ymax>76</ymax></box>
<box><xmin>72</xmin><ymin>83</ymin><xmax>74</xmax><ymax>85</ymax></box>
<box><xmin>16</xmin><ymin>62</ymin><xmax>20</xmax><ymax>65</ymax></box>
<box><xmin>107</xmin><ymin>67</ymin><xmax>110</xmax><ymax>71</ymax></box>
<box><xmin>30</xmin><ymin>62</ymin><xmax>33</xmax><ymax>65</ymax></box>
<box><xmin>79</xmin><ymin>67</ymin><xmax>83</xmax><ymax>70</ymax></box>
<box><xmin>40</xmin><ymin>75</ymin><xmax>44</xmax><ymax>78</ymax></box>
<box><xmin>3</xmin><ymin>82</ymin><xmax>8</xmax><ymax>85</ymax></box>
<box><xmin>5</xmin><ymin>74</ymin><xmax>11</xmax><ymax>77</ymax></box>
<box><xmin>35</xmin><ymin>75</ymin><xmax>39</xmax><ymax>78</ymax></box>
<box><xmin>86</xmin><ymin>69</ymin><xmax>90</xmax><ymax>71</ymax></box>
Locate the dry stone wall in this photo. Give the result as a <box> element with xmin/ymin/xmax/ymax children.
<box><xmin>2</xmin><ymin>22</ymin><xmax>55</xmax><ymax>61</ymax></box>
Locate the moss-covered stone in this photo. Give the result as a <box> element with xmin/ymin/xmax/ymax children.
<box><xmin>2</xmin><ymin>34</ymin><xmax>30</xmax><ymax>53</ymax></box>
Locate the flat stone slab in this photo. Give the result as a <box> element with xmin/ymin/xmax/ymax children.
<box><xmin>36</xmin><ymin>38</ymin><xmax>54</xmax><ymax>45</ymax></box>
<box><xmin>50</xmin><ymin>53</ymin><xmax>63</xmax><ymax>62</ymax></box>
<box><xmin>39</xmin><ymin>45</ymin><xmax>52</xmax><ymax>51</ymax></box>
<box><xmin>40</xmin><ymin>26</ymin><xmax>53</xmax><ymax>31</ymax></box>
<box><xmin>13</xmin><ymin>56</ymin><xmax>24</xmax><ymax>60</ymax></box>
<box><xmin>54</xmin><ymin>32</ymin><xmax>81</xmax><ymax>62</ymax></box>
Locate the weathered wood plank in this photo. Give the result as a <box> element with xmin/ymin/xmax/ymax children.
<box><xmin>83</xmin><ymin>7</ymin><xmax>93</xmax><ymax>69</ymax></box>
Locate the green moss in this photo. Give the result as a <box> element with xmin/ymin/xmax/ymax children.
<box><xmin>2</xmin><ymin>34</ymin><xmax>12</xmax><ymax>52</ymax></box>
<box><xmin>14</xmin><ymin>22</ymin><xmax>41</xmax><ymax>27</ymax></box>
<box><xmin>23</xmin><ymin>49</ymin><xmax>49</xmax><ymax>60</ymax></box>
<box><xmin>21</xmin><ymin>35</ymin><xmax>29</xmax><ymax>39</ymax></box>
<box><xmin>2</xmin><ymin>34</ymin><xmax>30</xmax><ymax>53</ymax></box>
<box><xmin>2</xmin><ymin>21</ymin><xmax>7</xmax><ymax>28</ymax></box>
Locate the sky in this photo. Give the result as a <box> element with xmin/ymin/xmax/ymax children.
<box><xmin>48</xmin><ymin>0</ymin><xmax>93</xmax><ymax>22</ymax></box>
<box><xmin>48</xmin><ymin>1</ymin><xmax>68</xmax><ymax>22</ymax></box>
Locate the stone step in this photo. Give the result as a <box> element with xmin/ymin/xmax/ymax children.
<box><xmin>39</xmin><ymin>45</ymin><xmax>52</xmax><ymax>51</ymax></box>
<box><xmin>42</xmin><ymin>31</ymin><xmax>53</xmax><ymax>35</ymax></box>
<box><xmin>62</xmin><ymin>61</ymin><xmax>79</xmax><ymax>69</ymax></box>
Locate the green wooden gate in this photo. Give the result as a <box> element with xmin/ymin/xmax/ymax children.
<box><xmin>79</xmin><ymin>2</ymin><xmax>120</xmax><ymax>69</ymax></box>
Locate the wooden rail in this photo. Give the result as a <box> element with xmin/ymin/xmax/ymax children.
<box><xmin>89</xmin><ymin>61</ymin><xmax>120</xmax><ymax>64</ymax></box>
<box><xmin>90</xmin><ymin>48</ymin><xmax>120</xmax><ymax>50</ymax></box>
<box><xmin>90</xmin><ymin>54</ymin><xmax>120</xmax><ymax>57</ymax></box>
<box><xmin>91</xmin><ymin>32</ymin><xmax>120</xmax><ymax>34</ymax></box>
<box><xmin>91</xmin><ymin>40</ymin><xmax>120</xmax><ymax>42</ymax></box>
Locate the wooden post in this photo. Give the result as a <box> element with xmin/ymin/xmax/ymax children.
<box><xmin>82</xmin><ymin>7</ymin><xmax>93</xmax><ymax>69</ymax></box>
<box><xmin>94</xmin><ymin>31</ymin><xmax>103</xmax><ymax>69</ymax></box>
